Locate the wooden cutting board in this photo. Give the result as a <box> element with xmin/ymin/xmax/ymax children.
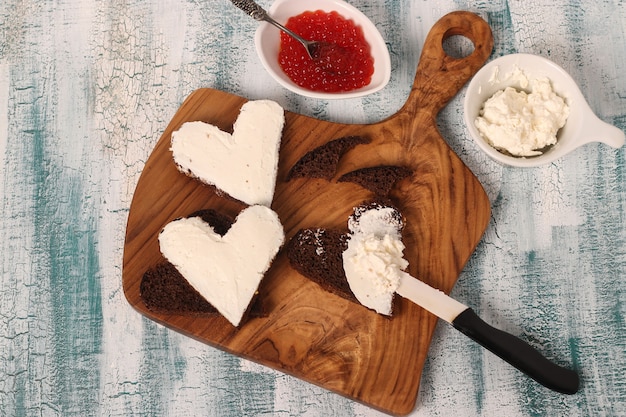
<box><xmin>123</xmin><ymin>11</ymin><xmax>493</xmax><ymax>416</ymax></box>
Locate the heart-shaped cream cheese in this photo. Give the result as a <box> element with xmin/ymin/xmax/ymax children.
<box><xmin>171</xmin><ymin>100</ymin><xmax>284</xmax><ymax>207</ymax></box>
<box><xmin>158</xmin><ymin>205</ymin><xmax>285</xmax><ymax>327</ymax></box>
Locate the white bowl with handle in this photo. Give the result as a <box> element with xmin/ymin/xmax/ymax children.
<box><xmin>464</xmin><ymin>53</ymin><xmax>625</xmax><ymax>167</ymax></box>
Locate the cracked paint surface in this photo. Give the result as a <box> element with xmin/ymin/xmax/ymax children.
<box><xmin>1</xmin><ymin>0</ymin><xmax>625</xmax><ymax>416</ymax></box>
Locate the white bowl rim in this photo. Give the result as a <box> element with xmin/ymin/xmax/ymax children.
<box><xmin>254</xmin><ymin>0</ymin><xmax>391</xmax><ymax>99</ymax></box>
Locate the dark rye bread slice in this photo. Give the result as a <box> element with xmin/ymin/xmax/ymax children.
<box><xmin>338</xmin><ymin>166</ymin><xmax>413</xmax><ymax>196</ymax></box>
<box><xmin>286</xmin><ymin>228</ymin><xmax>357</xmax><ymax>304</ymax></box>
<box><xmin>140</xmin><ymin>208</ymin><xmax>266</xmax><ymax>319</ymax></box>
<box><xmin>286</xmin><ymin>135</ymin><xmax>412</xmax><ymax>197</ymax></box>
<box><xmin>286</xmin><ymin>135</ymin><xmax>370</xmax><ymax>180</ymax></box>
<box><xmin>141</xmin><ymin>262</ymin><xmax>217</xmax><ymax>314</ymax></box>
<box><xmin>286</xmin><ymin>200</ymin><xmax>404</xmax><ymax>311</ymax></box>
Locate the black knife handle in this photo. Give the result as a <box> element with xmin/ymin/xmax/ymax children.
<box><xmin>452</xmin><ymin>308</ymin><xmax>580</xmax><ymax>394</ymax></box>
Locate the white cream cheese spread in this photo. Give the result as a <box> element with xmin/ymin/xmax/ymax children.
<box><xmin>171</xmin><ymin>100</ymin><xmax>284</xmax><ymax>206</ymax></box>
<box><xmin>342</xmin><ymin>206</ymin><xmax>407</xmax><ymax>315</ymax></box>
<box><xmin>158</xmin><ymin>205</ymin><xmax>284</xmax><ymax>327</ymax></box>
<box><xmin>475</xmin><ymin>70</ymin><xmax>569</xmax><ymax>157</ymax></box>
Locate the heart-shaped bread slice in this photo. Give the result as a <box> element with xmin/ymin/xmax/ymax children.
<box><xmin>158</xmin><ymin>205</ymin><xmax>285</xmax><ymax>327</ymax></box>
<box><xmin>171</xmin><ymin>100</ymin><xmax>284</xmax><ymax>207</ymax></box>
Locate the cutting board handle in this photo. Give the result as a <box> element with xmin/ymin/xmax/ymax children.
<box><xmin>402</xmin><ymin>11</ymin><xmax>493</xmax><ymax>117</ymax></box>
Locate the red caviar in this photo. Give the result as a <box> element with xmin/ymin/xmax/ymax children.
<box><xmin>278</xmin><ymin>10</ymin><xmax>374</xmax><ymax>93</ymax></box>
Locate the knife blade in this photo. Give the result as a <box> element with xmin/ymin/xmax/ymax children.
<box><xmin>395</xmin><ymin>272</ymin><xmax>580</xmax><ymax>395</ymax></box>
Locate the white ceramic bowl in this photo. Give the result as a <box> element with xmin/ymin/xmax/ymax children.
<box><xmin>254</xmin><ymin>0</ymin><xmax>391</xmax><ymax>99</ymax></box>
<box><xmin>463</xmin><ymin>53</ymin><xmax>625</xmax><ymax>167</ymax></box>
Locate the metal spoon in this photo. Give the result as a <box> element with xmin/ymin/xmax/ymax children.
<box><xmin>230</xmin><ymin>0</ymin><xmax>327</xmax><ymax>60</ymax></box>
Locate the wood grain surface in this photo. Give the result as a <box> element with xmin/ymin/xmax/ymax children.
<box><xmin>123</xmin><ymin>11</ymin><xmax>493</xmax><ymax>415</ymax></box>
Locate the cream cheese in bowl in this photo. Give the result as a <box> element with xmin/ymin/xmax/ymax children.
<box><xmin>464</xmin><ymin>53</ymin><xmax>625</xmax><ymax>167</ymax></box>
<box><xmin>474</xmin><ymin>73</ymin><xmax>569</xmax><ymax>157</ymax></box>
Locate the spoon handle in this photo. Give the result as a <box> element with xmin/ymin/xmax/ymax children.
<box><xmin>230</xmin><ymin>0</ymin><xmax>313</xmax><ymax>55</ymax></box>
<box><xmin>230</xmin><ymin>0</ymin><xmax>269</xmax><ymax>21</ymax></box>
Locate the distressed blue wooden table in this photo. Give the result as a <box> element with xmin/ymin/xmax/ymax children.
<box><xmin>1</xmin><ymin>0</ymin><xmax>625</xmax><ymax>416</ymax></box>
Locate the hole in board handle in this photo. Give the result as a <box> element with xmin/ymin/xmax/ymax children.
<box><xmin>442</xmin><ymin>34</ymin><xmax>475</xmax><ymax>59</ymax></box>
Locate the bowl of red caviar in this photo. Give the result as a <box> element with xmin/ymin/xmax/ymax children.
<box><xmin>254</xmin><ymin>0</ymin><xmax>391</xmax><ymax>99</ymax></box>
